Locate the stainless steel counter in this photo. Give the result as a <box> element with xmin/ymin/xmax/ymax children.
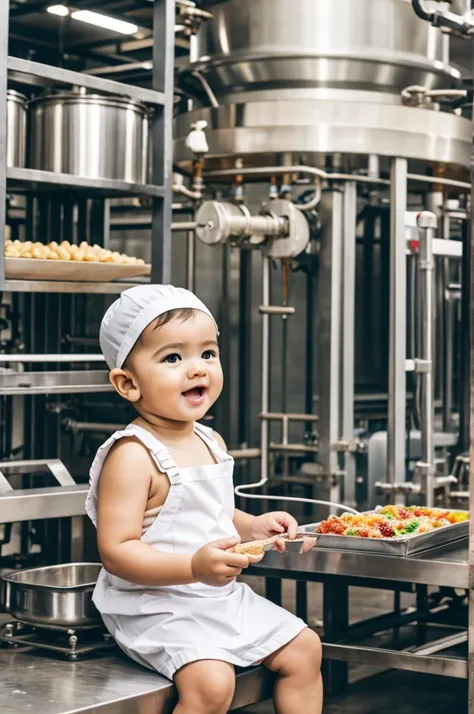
<box><xmin>0</xmin><ymin>648</ymin><xmax>273</xmax><ymax>714</ymax></box>
<box><xmin>251</xmin><ymin>539</ymin><xmax>469</xmax><ymax>691</ymax></box>
<box><xmin>1</xmin><ymin>541</ymin><xmax>468</xmax><ymax>712</ymax></box>
<box><xmin>251</xmin><ymin>539</ymin><xmax>469</xmax><ymax>589</ymax></box>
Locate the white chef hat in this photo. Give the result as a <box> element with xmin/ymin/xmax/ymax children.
<box><xmin>100</xmin><ymin>284</ymin><xmax>218</xmax><ymax>370</ymax></box>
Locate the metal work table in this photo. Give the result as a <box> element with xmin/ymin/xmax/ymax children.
<box><xmin>251</xmin><ymin>540</ymin><xmax>469</xmax><ymax>689</ymax></box>
<box><xmin>252</xmin><ymin>539</ymin><xmax>469</xmax><ymax>590</ymax></box>
<box><xmin>0</xmin><ymin>648</ymin><xmax>273</xmax><ymax>714</ymax></box>
<box><xmin>0</xmin><ymin>541</ymin><xmax>469</xmax><ymax>712</ymax></box>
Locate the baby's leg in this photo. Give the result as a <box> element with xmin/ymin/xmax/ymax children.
<box><xmin>263</xmin><ymin>628</ymin><xmax>323</xmax><ymax>714</ymax></box>
<box><xmin>173</xmin><ymin>659</ymin><xmax>235</xmax><ymax>714</ymax></box>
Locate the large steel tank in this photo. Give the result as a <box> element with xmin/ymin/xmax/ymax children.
<box><xmin>174</xmin><ymin>0</ymin><xmax>471</xmax><ymax>169</ymax></box>
<box><xmin>182</xmin><ymin>0</ymin><xmax>459</xmax><ymax>101</ymax></box>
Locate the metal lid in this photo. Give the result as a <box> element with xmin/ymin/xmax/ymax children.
<box><xmin>7</xmin><ymin>89</ymin><xmax>27</xmax><ymax>105</ymax></box>
<box><xmin>28</xmin><ymin>91</ymin><xmax>148</xmax><ymax>115</ymax></box>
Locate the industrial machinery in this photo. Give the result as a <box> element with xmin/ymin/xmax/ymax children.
<box><xmin>1</xmin><ymin>0</ymin><xmax>474</xmax><ymax>710</ymax></box>
<box><xmin>172</xmin><ymin>0</ymin><xmax>472</xmax><ymax>513</ymax></box>
<box><xmin>0</xmin><ymin>0</ymin><xmax>472</xmax><ymax>557</ymax></box>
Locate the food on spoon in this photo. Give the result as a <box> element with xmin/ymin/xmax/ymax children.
<box><xmin>231</xmin><ymin>540</ymin><xmax>266</xmax><ymax>563</ymax></box>
<box><xmin>315</xmin><ymin>506</ymin><xmax>468</xmax><ymax>539</ymax></box>
<box><xmin>233</xmin><ymin>541</ymin><xmax>265</xmax><ymax>556</ymax></box>
<box><xmin>4</xmin><ymin>239</ymin><xmax>145</xmax><ymax>266</ymax></box>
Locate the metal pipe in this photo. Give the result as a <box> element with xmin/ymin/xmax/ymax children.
<box><xmin>204</xmin><ymin>164</ymin><xmax>470</xmax><ymax>190</ymax></box>
<box><xmin>442</xmin><ymin>214</ymin><xmax>454</xmax><ymax>432</ymax></box>
<box><xmin>416</xmin><ymin>211</ymin><xmax>436</xmax><ymax>507</ymax></box>
<box><xmin>172</xmin><ymin>183</ymin><xmax>202</xmax><ymax>200</ymax></box>
<box><xmin>270</xmin><ymin>443</ymin><xmax>319</xmax><ymax>454</ymax></box>
<box><xmin>205</xmin><ymin>165</ymin><xmax>326</xmax><ymax>182</ymax></box>
<box><xmin>186</xmin><ymin>229</ymin><xmax>196</xmax><ymax>291</ymax></box>
<box><xmin>229</xmin><ymin>448</ymin><xmax>261</xmax><ymax>460</ymax></box>
<box><xmin>224</xmin><ymin>214</ymin><xmax>287</xmax><ymax>239</ymax></box>
<box><xmin>260</xmin><ymin>412</ymin><xmax>319</xmax><ymax>422</ymax></box>
<box><xmin>190</xmin><ymin>70</ymin><xmax>219</xmax><ymax>108</ymax></box>
<box><xmin>459</xmin><ymin>215</ymin><xmax>471</xmax><ymax>453</ymax></box>
<box><xmin>172</xmin><ymin>221</ymin><xmax>198</xmax><ymax>231</ymax></box>
<box><xmin>341</xmin><ymin>182</ymin><xmax>357</xmax><ymax>508</ymax></box>
<box><xmin>0</xmin><ymin>354</ymin><xmax>105</xmax><ymax>363</ymax></box>
<box><xmin>318</xmin><ymin>189</ymin><xmax>344</xmax><ymax>507</ymax></box>
<box><xmin>260</xmin><ymin>256</ymin><xmax>271</xmax><ymax>486</ymax></box>
<box><xmin>205</xmin><ymin>165</ymin><xmax>344</xmax><ymax>183</ymax></box>
<box><xmin>407</xmin><ymin>174</ymin><xmax>471</xmax><ymax>190</ymax></box>
<box><xmin>63</xmin><ymin>420</ymin><xmax>123</xmax><ymax>434</ymax></box>
<box><xmin>294</xmin><ymin>180</ymin><xmax>322</xmax><ymax>211</ymax></box>
<box><xmin>258</xmin><ymin>305</ymin><xmax>295</xmax><ymax>316</ymax></box>
<box><xmin>387</xmin><ymin>158</ymin><xmax>408</xmax><ymax>490</ymax></box>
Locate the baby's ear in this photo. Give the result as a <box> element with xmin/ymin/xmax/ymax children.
<box><xmin>109</xmin><ymin>368</ymin><xmax>141</xmax><ymax>403</ymax></box>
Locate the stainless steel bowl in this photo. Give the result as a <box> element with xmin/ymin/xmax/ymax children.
<box><xmin>29</xmin><ymin>93</ymin><xmax>149</xmax><ymax>183</ymax></box>
<box><xmin>7</xmin><ymin>89</ymin><xmax>27</xmax><ymax>168</ymax></box>
<box><xmin>3</xmin><ymin>563</ymin><xmax>102</xmax><ymax>629</ymax></box>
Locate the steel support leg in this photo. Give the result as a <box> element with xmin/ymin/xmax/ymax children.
<box><xmin>387</xmin><ymin>158</ymin><xmax>408</xmax><ymax>492</ymax></box>
<box><xmin>0</xmin><ymin>0</ymin><xmax>9</xmax><ymax>285</ymax></box>
<box><xmin>467</xmin><ymin>72</ymin><xmax>474</xmax><ymax>714</ymax></box>
<box><xmin>323</xmin><ymin>580</ymin><xmax>349</xmax><ymax>695</ymax></box>
<box><xmin>150</xmin><ymin>0</ymin><xmax>175</xmax><ymax>283</ymax></box>
<box><xmin>341</xmin><ymin>182</ymin><xmax>357</xmax><ymax>508</ymax></box>
<box><xmin>318</xmin><ymin>190</ymin><xmax>344</xmax><ymax>511</ymax></box>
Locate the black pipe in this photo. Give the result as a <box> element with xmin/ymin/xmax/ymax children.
<box><xmin>458</xmin><ymin>216</ymin><xmax>470</xmax><ymax>453</ymax></box>
<box><xmin>411</xmin><ymin>0</ymin><xmax>435</xmax><ymax>22</ymax></box>
<box><xmin>238</xmin><ymin>250</ymin><xmax>252</xmax><ymax>449</ymax></box>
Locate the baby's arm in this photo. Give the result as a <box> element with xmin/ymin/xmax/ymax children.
<box><xmin>97</xmin><ymin>438</ymin><xmax>195</xmax><ymax>586</ymax></box>
<box><xmin>97</xmin><ymin>437</ymin><xmax>249</xmax><ymax>587</ymax></box>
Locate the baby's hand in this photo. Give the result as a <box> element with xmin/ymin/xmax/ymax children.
<box><xmin>250</xmin><ymin>512</ymin><xmax>316</xmax><ymax>554</ymax></box>
<box><xmin>191</xmin><ymin>537</ymin><xmax>250</xmax><ymax>587</ymax></box>
<box><xmin>251</xmin><ymin>511</ymin><xmax>298</xmax><ymax>544</ymax></box>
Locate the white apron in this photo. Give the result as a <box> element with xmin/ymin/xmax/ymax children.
<box><xmin>85</xmin><ymin>422</ymin><xmax>306</xmax><ymax>680</ymax></box>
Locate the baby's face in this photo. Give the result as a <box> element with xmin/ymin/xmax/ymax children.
<box><xmin>127</xmin><ymin>311</ymin><xmax>223</xmax><ymax>422</ymax></box>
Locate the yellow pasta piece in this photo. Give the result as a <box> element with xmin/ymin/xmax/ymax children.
<box><xmin>57</xmin><ymin>247</ymin><xmax>71</xmax><ymax>261</ymax></box>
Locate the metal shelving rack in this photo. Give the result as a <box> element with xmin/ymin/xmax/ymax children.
<box><xmin>0</xmin><ymin>0</ymin><xmax>175</xmax><ymax>294</ymax></box>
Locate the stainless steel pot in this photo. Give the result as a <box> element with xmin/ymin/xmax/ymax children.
<box><xmin>29</xmin><ymin>93</ymin><xmax>149</xmax><ymax>184</ymax></box>
<box><xmin>3</xmin><ymin>563</ymin><xmax>102</xmax><ymax>629</ymax></box>
<box><xmin>7</xmin><ymin>89</ymin><xmax>27</xmax><ymax>168</ymax></box>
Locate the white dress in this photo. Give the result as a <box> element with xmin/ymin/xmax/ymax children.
<box><xmin>85</xmin><ymin>422</ymin><xmax>307</xmax><ymax>680</ymax></box>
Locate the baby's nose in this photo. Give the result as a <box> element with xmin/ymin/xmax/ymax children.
<box><xmin>188</xmin><ymin>359</ymin><xmax>207</xmax><ymax>377</ymax></box>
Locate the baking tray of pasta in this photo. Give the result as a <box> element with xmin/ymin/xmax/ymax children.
<box><xmin>5</xmin><ymin>257</ymin><xmax>151</xmax><ymax>282</ymax></box>
<box><xmin>4</xmin><ymin>240</ymin><xmax>151</xmax><ymax>282</ymax></box>
<box><xmin>296</xmin><ymin>506</ymin><xmax>469</xmax><ymax>556</ymax></box>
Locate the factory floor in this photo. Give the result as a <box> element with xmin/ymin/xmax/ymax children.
<box><xmin>239</xmin><ymin>576</ymin><xmax>468</xmax><ymax>713</ymax></box>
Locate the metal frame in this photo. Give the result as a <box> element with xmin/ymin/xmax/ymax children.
<box><xmin>318</xmin><ymin>189</ymin><xmax>344</xmax><ymax>507</ymax></box>
<box><xmin>468</xmin><ymin>81</ymin><xmax>474</xmax><ymax>714</ymax></box>
<box><xmin>253</xmin><ymin>541</ymin><xmax>470</xmax><ymax>693</ymax></box>
<box><xmin>1</xmin><ymin>0</ymin><xmax>175</xmax><ymax>292</ymax></box>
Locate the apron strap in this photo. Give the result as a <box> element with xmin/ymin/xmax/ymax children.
<box><xmin>194</xmin><ymin>422</ymin><xmax>232</xmax><ymax>464</ymax></box>
<box><xmin>124</xmin><ymin>425</ymin><xmax>180</xmax><ymax>482</ymax></box>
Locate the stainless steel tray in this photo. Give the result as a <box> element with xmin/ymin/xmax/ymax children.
<box><xmin>297</xmin><ymin>509</ymin><xmax>469</xmax><ymax>557</ymax></box>
<box><xmin>2</xmin><ymin>563</ymin><xmax>102</xmax><ymax>628</ymax></box>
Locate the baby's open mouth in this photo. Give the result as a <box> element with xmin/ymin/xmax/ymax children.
<box><xmin>182</xmin><ymin>386</ymin><xmax>206</xmax><ymax>404</ymax></box>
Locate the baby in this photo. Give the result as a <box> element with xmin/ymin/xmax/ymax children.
<box><xmin>85</xmin><ymin>284</ymin><xmax>322</xmax><ymax>714</ymax></box>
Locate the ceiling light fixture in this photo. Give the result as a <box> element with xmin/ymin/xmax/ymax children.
<box><xmin>47</xmin><ymin>5</ymin><xmax>70</xmax><ymax>17</ymax></box>
<box><xmin>70</xmin><ymin>10</ymin><xmax>138</xmax><ymax>35</ymax></box>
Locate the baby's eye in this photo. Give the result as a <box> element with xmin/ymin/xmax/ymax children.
<box><xmin>202</xmin><ymin>350</ymin><xmax>216</xmax><ymax>360</ymax></box>
<box><xmin>163</xmin><ymin>353</ymin><xmax>181</xmax><ymax>364</ymax></box>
